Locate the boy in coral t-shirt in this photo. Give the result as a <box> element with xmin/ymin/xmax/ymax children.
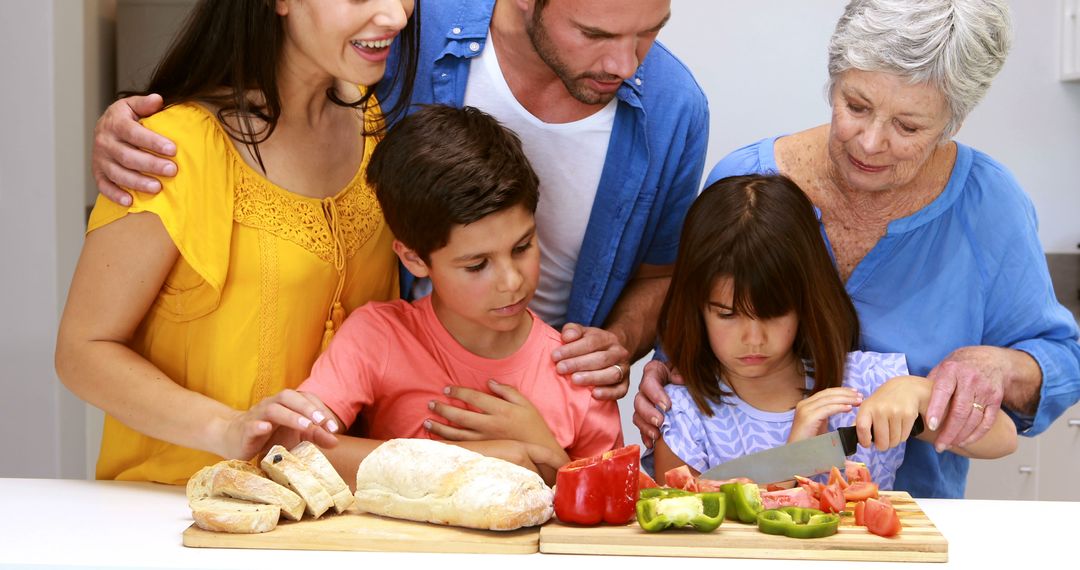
<box><xmin>257</xmin><ymin>106</ymin><xmax>622</xmax><ymax>484</ymax></box>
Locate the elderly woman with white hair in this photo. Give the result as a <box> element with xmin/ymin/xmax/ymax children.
<box><xmin>636</xmin><ymin>0</ymin><xmax>1080</xmax><ymax>498</ymax></box>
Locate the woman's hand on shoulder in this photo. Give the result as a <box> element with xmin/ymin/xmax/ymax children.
<box><xmin>789</xmin><ymin>387</ymin><xmax>863</xmax><ymax>443</ymax></box>
<box><xmin>218</xmin><ymin>389</ymin><xmax>340</xmax><ymax>460</ymax></box>
<box><xmin>854</xmin><ymin>376</ymin><xmax>927</xmax><ymax>451</ymax></box>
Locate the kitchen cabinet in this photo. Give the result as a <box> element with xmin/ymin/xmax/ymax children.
<box><xmin>966</xmin><ymin>401</ymin><xmax>1080</xmax><ymax>500</ymax></box>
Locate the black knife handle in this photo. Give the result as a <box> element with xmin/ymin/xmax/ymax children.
<box><xmin>838</xmin><ymin>415</ymin><xmax>925</xmax><ymax>456</ymax></box>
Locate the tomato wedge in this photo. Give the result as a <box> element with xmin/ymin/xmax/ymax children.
<box><xmin>861</xmin><ymin>496</ymin><xmax>902</xmax><ymax>537</ymax></box>
<box><xmin>818</xmin><ymin>481</ymin><xmax>846</xmax><ymax>514</ymax></box>
<box><xmin>663</xmin><ymin>465</ymin><xmax>699</xmax><ymax>492</ymax></box>
<box><xmin>827</xmin><ymin>466</ymin><xmax>850</xmax><ymax>489</ymax></box>
<box><xmin>638</xmin><ymin>470</ymin><xmax>659</xmax><ymax>490</ymax></box>
<box><xmin>794</xmin><ymin>475</ymin><xmax>824</xmax><ymax>496</ymax></box>
<box><xmin>845</xmin><ymin>460</ymin><xmax>873</xmax><ymax>484</ymax></box>
<box><xmin>843</xmin><ymin>481</ymin><xmax>879</xmax><ymax>502</ymax></box>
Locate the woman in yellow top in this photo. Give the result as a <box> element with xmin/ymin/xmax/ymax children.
<box><xmin>55</xmin><ymin>0</ymin><xmax>420</xmax><ymax>484</ymax></box>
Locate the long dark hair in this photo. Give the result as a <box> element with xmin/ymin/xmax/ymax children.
<box><xmin>124</xmin><ymin>0</ymin><xmax>420</xmax><ymax>171</ymax></box>
<box><xmin>658</xmin><ymin>174</ymin><xmax>860</xmax><ymax>416</ymax></box>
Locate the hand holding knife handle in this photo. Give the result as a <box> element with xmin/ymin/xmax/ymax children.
<box><xmin>838</xmin><ymin>415</ymin><xmax>925</xmax><ymax>456</ymax></box>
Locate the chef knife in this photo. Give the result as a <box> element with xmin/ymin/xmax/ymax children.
<box><xmin>699</xmin><ymin>415</ymin><xmax>925</xmax><ymax>484</ymax></box>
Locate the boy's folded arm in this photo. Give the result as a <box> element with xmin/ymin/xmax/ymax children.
<box><xmin>900</xmin><ymin>376</ymin><xmax>1019</xmax><ymax>459</ymax></box>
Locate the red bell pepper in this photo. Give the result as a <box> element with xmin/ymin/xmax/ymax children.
<box><xmin>554</xmin><ymin>445</ymin><xmax>641</xmax><ymax>525</ymax></box>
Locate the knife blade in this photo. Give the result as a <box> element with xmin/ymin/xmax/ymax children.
<box><xmin>699</xmin><ymin>415</ymin><xmax>925</xmax><ymax>484</ymax></box>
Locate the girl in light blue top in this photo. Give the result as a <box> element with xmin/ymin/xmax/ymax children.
<box><xmin>649</xmin><ymin>175</ymin><xmax>1017</xmax><ymax>488</ymax></box>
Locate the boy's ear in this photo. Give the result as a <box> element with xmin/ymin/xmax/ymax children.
<box><xmin>392</xmin><ymin>240</ymin><xmax>430</xmax><ymax>278</ymax></box>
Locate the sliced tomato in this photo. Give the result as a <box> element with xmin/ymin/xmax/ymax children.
<box><xmin>663</xmin><ymin>465</ymin><xmax>699</xmax><ymax>492</ymax></box>
<box><xmin>638</xmin><ymin>470</ymin><xmax>659</xmax><ymax>490</ymax></box>
<box><xmin>854</xmin><ymin>499</ymin><xmax>866</xmax><ymax>526</ymax></box>
<box><xmin>794</xmin><ymin>475</ymin><xmax>824</xmax><ymax>496</ymax></box>
<box><xmin>818</xmin><ymin>481</ymin><xmax>846</xmax><ymax>514</ymax></box>
<box><xmin>827</xmin><ymin>466</ymin><xmax>850</xmax><ymax>489</ymax></box>
<box><xmin>845</xmin><ymin>460</ymin><xmax>873</xmax><ymax>484</ymax></box>
<box><xmin>760</xmin><ymin>487</ymin><xmax>819</xmax><ymax>510</ymax></box>
<box><xmin>843</xmin><ymin>481</ymin><xmax>879</xmax><ymax>502</ymax></box>
<box><xmin>861</xmin><ymin>497</ymin><xmax>901</xmax><ymax>537</ymax></box>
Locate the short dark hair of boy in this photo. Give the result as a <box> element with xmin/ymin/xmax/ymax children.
<box><xmin>367</xmin><ymin>105</ymin><xmax>540</xmax><ymax>262</ymax></box>
<box><xmin>658</xmin><ymin>174</ymin><xmax>861</xmax><ymax>416</ymax></box>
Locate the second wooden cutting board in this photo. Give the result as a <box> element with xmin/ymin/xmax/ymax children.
<box><xmin>540</xmin><ymin>491</ymin><xmax>947</xmax><ymax>562</ymax></box>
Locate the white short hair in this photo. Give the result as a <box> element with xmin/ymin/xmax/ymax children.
<box><xmin>827</xmin><ymin>0</ymin><xmax>1012</xmax><ymax>136</ymax></box>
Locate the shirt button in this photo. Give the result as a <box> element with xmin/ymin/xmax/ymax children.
<box><xmin>452</xmin><ymin>27</ymin><xmax>462</xmax><ymax>35</ymax></box>
<box><xmin>469</xmin><ymin>41</ymin><xmax>481</xmax><ymax>52</ymax></box>
<box><xmin>635</xmin><ymin>78</ymin><xmax>642</xmax><ymax>86</ymax></box>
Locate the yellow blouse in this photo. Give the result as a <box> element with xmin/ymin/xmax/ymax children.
<box><xmin>88</xmin><ymin>103</ymin><xmax>398</xmax><ymax>484</ymax></box>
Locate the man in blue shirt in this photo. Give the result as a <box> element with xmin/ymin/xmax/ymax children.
<box><xmin>90</xmin><ymin>0</ymin><xmax>709</xmax><ymax>400</ymax></box>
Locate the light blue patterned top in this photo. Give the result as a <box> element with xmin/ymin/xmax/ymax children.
<box><xmin>652</xmin><ymin>351</ymin><xmax>909</xmax><ymax>490</ymax></box>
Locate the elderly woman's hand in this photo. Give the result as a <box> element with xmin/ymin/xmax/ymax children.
<box><xmin>632</xmin><ymin>360</ymin><xmax>685</xmax><ymax>448</ymax></box>
<box><xmin>925</xmin><ymin>346</ymin><xmax>1012</xmax><ymax>452</ymax></box>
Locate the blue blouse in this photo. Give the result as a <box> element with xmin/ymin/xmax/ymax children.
<box><xmin>706</xmin><ymin>136</ymin><xmax>1080</xmax><ymax>497</ymax></box>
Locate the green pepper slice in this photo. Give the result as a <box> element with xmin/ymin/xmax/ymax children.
<box><xmin>635</xmin><ymin>492</ymin><xmax>726</xmax><ymax>533</ymax></box>
<box><xmin>724</xmin><ymin>482</ymin><xmax>763</xmax><ymax>524</ymax></box>
<box><xmin>718</xmin><ymin>483</ymin><xmax>739</xmax><ymax>521</ymax></box>
<box><xmin>757</xmin><ymin>507</ymin><xmax>840</xmax><ymax>539</ymax></box>
<box><xmin>638</xmin><ymin>487</ymin><xmax>692</xmax><ymax>500</ymax></box>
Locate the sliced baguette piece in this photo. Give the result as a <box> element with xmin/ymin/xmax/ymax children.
<box><xmin>210</xmin><ymin>464</ymin><xmax>306</xmax><ymax>521</ymax></box>
<box><xmin>291</xmin><ymin>441</ymin><xmax>354</xmax><ymax>513</ymax></box>
<box><xmin>261</xmin><ymin>445</ymin><xmax>334</xmax><ymax>518</ymax></box>
<box><xmin>186</xmin><ymin>460</ymin><xmax>264</xmax><ymax>504</ymax></box>
<box><xmin>190</xmin><ymin>497</ymin><xmax>280</xmax><ymax>534</ymax></box>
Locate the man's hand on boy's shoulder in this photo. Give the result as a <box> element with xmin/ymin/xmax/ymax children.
<box><xmin>93</xmin><ymin>93</ymin><xmax>178</xmax><ymax>205</ymax></box>
<box><xmin>552</xmin><ymin>323</ymin><xmax>630</xmax><ymax>401</ymax></box>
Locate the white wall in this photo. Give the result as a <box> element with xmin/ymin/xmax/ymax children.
<box><xmin>0</xmin><ymin>0</ymin><xmax>113</xmax><ymax>479</ymax></box>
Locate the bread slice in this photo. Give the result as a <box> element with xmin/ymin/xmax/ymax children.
<box><xmin>186</xmin><ymin>459</ymin><xmax>264</xmax><ymax>504</ymax></box>
<box><xmin>353</xmin><ymin>439</ymin><xmax>554</xmax><ymax>531</ymax></box>
<box><xmin>291</xmin><ymin>441</ymin><xmax>354</xmax><ymax>513</ymax></box>
<box><xmin>210</xmin><ymin>464</ymin><xmax>306</xmax><ymax>521</ymax></box>
<box><xmin>261</xmin><ymin>445</ymin><xmax>334</xmax><ymax>518</ymax></box>
<box><xmin>190</xmin><ymin>497</ymin><xmax>280</xmax><ymax>533</ymax></box>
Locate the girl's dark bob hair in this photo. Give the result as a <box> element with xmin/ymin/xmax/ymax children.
<box><xmin>124</xmin><ymin>0</ymin><xmax>421</xmax><ymax>171</ymax></box>
<box><xmin>658</xmin><ymin>174</ymin><xmax>860</xmax><ymax>415</ymax></box>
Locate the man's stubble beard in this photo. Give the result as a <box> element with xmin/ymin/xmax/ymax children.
<box><xmin>525</xmin><ymin>9</ymin><xmax>620</xmax><ymax>106</ymax></box>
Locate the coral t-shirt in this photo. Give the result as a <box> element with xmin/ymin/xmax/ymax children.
<box><xmin>299</xmin><ymin>296</ymin><xmax>623</xmax><ymax>460</ymax></box>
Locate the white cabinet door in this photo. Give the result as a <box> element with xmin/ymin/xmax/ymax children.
<box><xmin>965</xmin><ymin>436</ymin><xmax>1038</xmax><ymax>500</ymax></box>
<box><xmin>1036</xmin><ymin>403</ymin><xmax>1080</xmax><ymax>501</ymax></box>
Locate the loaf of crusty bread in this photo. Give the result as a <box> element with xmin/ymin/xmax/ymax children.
<box><xmin>290</xmin><ymin>441</ymin><xmax>354</xmax><ymax>513</ymax></box>
<box><xmin>209</xmin><ymin>463</ymin><xmax>306</xmax><ymax>521</ymax></box>
<box><xmin>261</xmin><ymin>445</ymin><xmax>334</xmax><ymax>518</ymax></box>
<box><xmin>353</xmin><ymin>439</ymin><xmax>554</xmax><ymax>531</ymax></box>
<box><xmin>186</xmin><ymin>459</ymin><xmax>264</xmax><ymax>504</ymax></box>
<box><xmin>190</xmin><ymin>497</ymin><xmax>280</xmax><ymax>533</ymax></box>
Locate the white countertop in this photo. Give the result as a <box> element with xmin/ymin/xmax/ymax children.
<box><xmin>1</xmin><ymin>478</ymin><xmax>1074</xmax><ymax>568</ymax></box>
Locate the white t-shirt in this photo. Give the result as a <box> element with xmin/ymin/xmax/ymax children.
<box><xmin>462</xmin><ymin>35</ymin><xmax>617</xmax><ymax>327</ymax></box>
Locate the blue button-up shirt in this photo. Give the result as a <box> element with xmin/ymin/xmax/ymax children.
<box><xmin>378</xmin><ymin>0</ymin><xmax>709</xmax><ymax>328</ymax></box>
<box><xmin>707</xmin><ymin>136</ymin><xmax>1080</xmax><ymax>498</ymax></box>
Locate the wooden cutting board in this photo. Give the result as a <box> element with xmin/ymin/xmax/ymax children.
<box><xmin>539</xmin><ymin>491</ymin><xmax>947</xmax><ymax>562</ymax></box>
<box><xmin>183</xmin><ymin>508</ymin><xmax>540</xmax><ymax>554</ymax></box>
